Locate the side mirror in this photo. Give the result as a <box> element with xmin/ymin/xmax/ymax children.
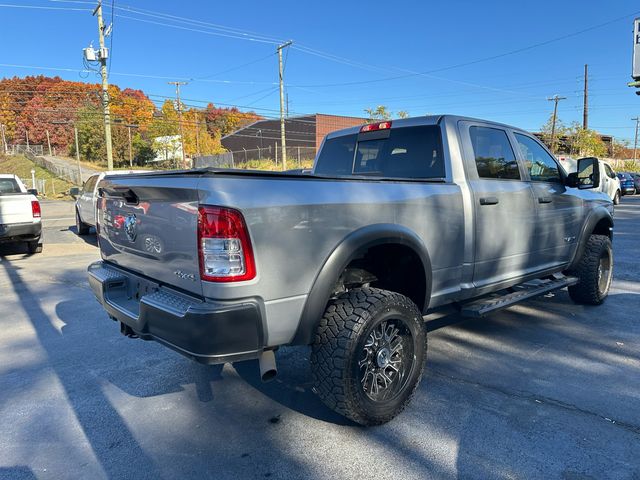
<box><xmin>27</xmin><ymin>188</ymin><xmax>38</xmax><ymax>196</ymax></box>
<box><xmin>567</xmin><ymin>157</ymin><xmax>600</xmax><ymax>189</ymax></box>
<box><xmin>69</xmin><ymin>187</ymin><xmax>81</xmax><ymax>198</ymax></box>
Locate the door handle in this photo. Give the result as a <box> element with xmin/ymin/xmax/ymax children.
<box><xmin>538</xmin><ymin>196</ymin><xmax>553</xmax><ymax>204</ymax></box>
<box><xmin>479</xmin><ymin>197</ymin><xmax>499</xmax><ymax>205</ymax></box>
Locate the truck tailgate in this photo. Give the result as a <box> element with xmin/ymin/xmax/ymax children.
<box><xmin>97</xmin><ymin>174</ymin><xmax>203</xmax><ymax>296</ymax></box>
<box><xmin>0</xmin><ymin>194</ymin><xmax>36</xmax><ymax>225</ymax></box>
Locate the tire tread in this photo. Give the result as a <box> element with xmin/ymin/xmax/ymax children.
<box><xmin>310</xmin><ymin>287</ymin><xmax>425</xmax><ymax>426</ymax></box>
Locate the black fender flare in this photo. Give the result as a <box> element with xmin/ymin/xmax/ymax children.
<box><xmin>291</xmin><ymin>223</ymin><xmax>432</xmax><ymax>345</ymax></box>
<box><xmin>568</xmin><ymin>206</ymin><xmax>613</xmax><ymax>270</ymax></box>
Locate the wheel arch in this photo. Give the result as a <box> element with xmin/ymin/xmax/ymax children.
<box><xmin>291</xmin><ymin>223</ymin><xmax>432</xmax><ymax>345</ymax></box>
<box><xmin>568</xmin><ymin>207</ymin><xmax>613</xmax><ymax>271</ymax></box>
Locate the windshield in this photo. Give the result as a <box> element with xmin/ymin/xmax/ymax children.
<box><xmin>314</xmin><ymin>125</ymin><xmax>445</xmax><ymax>179</ymax></box>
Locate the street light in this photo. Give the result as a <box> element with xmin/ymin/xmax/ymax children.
<box><xmin>51</xmin><ymin>120</ymin><xmax>82</xmax><ymax>185</ymax></box>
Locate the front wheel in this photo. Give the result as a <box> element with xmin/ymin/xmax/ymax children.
<box><xmin>76</xmin><ymin>208</ymin><xmax>90</xmax><ymax>236</ymax></box>
<box><xmin>613</xmin><ymin>191</ymin><xmax>620</xmax><ymax>205</ymax></box>
<box><xmin>311</xmin><ymin>288</ymin><xmax>426</xmax><ymax>426</ymax></box>
<box><xmin>567</xmin><ymin>234</ymin><xmax>613</xmax><ymax>305</ymax></box>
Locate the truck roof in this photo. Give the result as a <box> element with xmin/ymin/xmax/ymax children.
<box><xmin>324</xmin><ymin>114</ymin><xmax>531</xmax><ymax>139</ymax></box>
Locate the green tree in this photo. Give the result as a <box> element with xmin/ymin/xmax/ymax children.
<box><xmin>131</xmin><ymin>133</ymin><xmax>156</xmax><ymax>165</ymax></box>
<box><xmin>74</xmin><ymin>105</ymin><xmax>129</xmax><ymax>165</ymax></box>
<box><xmin>148</xmin><ymin>100</ymin><xmax>180</xmax><ymax>138</ymax></box>
<box><xmin>566</xmin><ymin>122</ymin><xmax>607</xmax><ymax>157</ymax></box>
<box><xmin>364</xmin><ymin>106</ymin><xmax>410</xmax><ymax>122</ymax></box>
<box><xmin>539</xmin><ymin>113</ymin><xmax>567</xmax><ymax>151</ymax></box>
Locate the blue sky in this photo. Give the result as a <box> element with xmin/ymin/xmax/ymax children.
<box><xmin>1</xmin><ymin>0</ymin><xmax>639</xmax><ymax>142</ymax></box>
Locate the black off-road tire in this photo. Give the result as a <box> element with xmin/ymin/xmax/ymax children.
<box><xmin>310</xmin><ymin>288</ymin><xmax>426</xmax><ymax>426</ymax></box>
<box><xmin>76</xmin><ymin>208</ymin><xmax>90</xmax><ymax>236</ymax></box>
<box><xmin>27</xmin><ymin>240</ymin><xmax>42</xmax><ymax>254</ymax></box>
<box><xmin>613</xmin><ymin>191</ymin><xmax>620</xmax><ymax>205</ymax></box>
<box><xmin>567</xmin><ymin>234</ymin><xmax>612</xmax><ymax>305</ymax></box>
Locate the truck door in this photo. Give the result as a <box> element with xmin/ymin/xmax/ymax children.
<box><xmin>512</xmin><ymin>133</ymin><xmax>583</xmax><ymax>268</ymax></box>
<box><xmin>461</xmin><ymin>123</ymin><xmax>539</xmax><ymax>288</ymax></box>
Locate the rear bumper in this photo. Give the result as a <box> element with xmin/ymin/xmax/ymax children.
<box><xmin>87</xmin><ymin>261</ymin><xmax>265</xmax><ymax>364</ymax></box>
<box><xmin>0</xmin><ymin>222</ymin><xmax>41</xmax><ymax>243</ymax></box>
<box><xmin>621</xmin><ymin>187</ymin><xmax>636</xmax><ymax>195</ymax></box>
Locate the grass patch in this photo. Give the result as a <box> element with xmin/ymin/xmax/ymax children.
<box><xmin>234</xmin><ymin>158</ymin><xmax>314</xmax><ymax>171</ymax></box>
<box><xmin>0</xmin><ymin>154</ymin><xmax>75</xmax><ymax>199</ymax></box>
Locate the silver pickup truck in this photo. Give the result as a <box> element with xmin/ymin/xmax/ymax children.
<box><xmin>88</xmin><ymin>115</ymin><xmax>613</xmax><ymax>425</ymax></box>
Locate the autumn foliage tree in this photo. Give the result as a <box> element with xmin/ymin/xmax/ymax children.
<box><xmin>204</xmin><ymin>103</ymin><xmax>261</xmax><ymax>138</ymax></box>
<box><xmin>1</xmin><ymin>75</ymin><xmax>262</xmax><ymax>164</ymax></box>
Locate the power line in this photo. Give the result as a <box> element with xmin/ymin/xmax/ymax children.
<box><xmin>290</xmin><ymin>10</ymin><xmax>640</xmax><ymax>88</ymax></box>
<box><xmin>194</xmin><ymin>53</ymin><xmax>275</xmax><ymax>80</ymax></box>
<box><xmin>0</xmin><ymin>3</ymin><xmax>89</xmax><ymax>12</ymax></box>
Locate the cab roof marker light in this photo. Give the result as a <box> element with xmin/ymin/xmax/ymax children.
<box><xmin>360</xmin><ymin>121</ymin><xmax>392</xmax><ymax>133</ymax></box>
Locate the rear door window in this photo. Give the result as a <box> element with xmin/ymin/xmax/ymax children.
<box><xmin>314</xmin><ymin>125</ymin><xmax>444</xmax><ymax>179</ymax></box>
<box><xmin>469</xmin><ymin>126</ymin><xmax>520</xmax><ymax>180</ymax></box>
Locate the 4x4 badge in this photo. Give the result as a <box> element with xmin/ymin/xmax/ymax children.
<box><xmin>124</xmin><ymin>214</ymin><xmax>137</xmax><ymax>242</ymax></box>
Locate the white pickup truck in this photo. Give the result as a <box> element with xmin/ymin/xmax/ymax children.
<box><xmin>0</xmin><ymin>174</ymin><xmax>42</xmax><ymax>253</ymax></box>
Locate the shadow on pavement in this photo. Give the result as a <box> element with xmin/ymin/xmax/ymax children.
<box><xmin>1</xmin><ymin>262</ymin><xmax>162</xmax><ymax>478</ymax></box>
<box><xmin>0</xmin><ymin>466</ymin><xmax>37</xmax><ymax>480</ymax></box>
<box><xmin>66</xmin><ymin>226</ymin><xmax>98</xmax><ymax>247</ymax></box>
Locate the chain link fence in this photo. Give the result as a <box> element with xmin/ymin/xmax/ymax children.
<box><xmin>194</xmin><ymin>146</ymin><xmax>316</xmax><ymax>170</ymax></box>
<box><xmin>7</xmin><ymin>144</ymin><xmax>44</xmax><ymax>156</ymax></box>
<box><xmin>23</xmin><ymin>151</ymin><xmax>85</xmax><ymax>185</ymax></box>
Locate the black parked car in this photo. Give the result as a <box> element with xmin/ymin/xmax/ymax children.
<box><xmin>617</xmin><ymin>172</ymin><xmax>636</xmax><ymax>195</ymax></box>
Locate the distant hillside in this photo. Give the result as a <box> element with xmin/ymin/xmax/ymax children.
<box><xmin>0</xmin><ymin>75</ymin><xmax>262</xmax><ymax>166</ymax></box>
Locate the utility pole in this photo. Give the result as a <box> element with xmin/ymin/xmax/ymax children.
<box><xmin>0</xmin><ymin>124</ymin><xmax>6</xmax><ymax>155</ymax></box>
<box><xmin>46</xmin><ymin>130</ymin><xmax>52</xmax><ymax>156</ymax></box>
<box><xmin>74</xmin><ymin>125</ymin><xmax>82</xmax><ymax>184</ymax></box>
<box><xmin>547</xmin><ymin>94</ymin><xmax>567</xmax><ymax>153</ymax></box>
<box><xmin>194</xmin><ymin>110</ymin><xmax>200</xmax><ymax>157</ymax></box>
<box><xmin>168</xmin><ymin>81</ymin><xmax>188</xmax><ymax>168</ymax></box>
<box><xmin>125</xmin><ymin>124</ymin><xmax>138</xmax><ymax>167</ymax></box>
<box><xmin>277</xmin><ymin>41</ymin><xmax>292</xmax><ymax>171</ymax></box>
<box><xmin>127</xmin><ymin>125</ymin><xmax>133</xmax><ymax>167</ymax></box>
<box><xmin>583</xmin><ymin>64</ymin><xmax>588</xmax><ymax>130</ymax></box>
<box><xmin>93</xmin><ymin>1</ymin><xmax>114</xmax><ymax>170</ymax></box>
<box><xmin>633</xmin><ymin>117</ymin><xmax>639</xmax><ymax>162</ymax></box>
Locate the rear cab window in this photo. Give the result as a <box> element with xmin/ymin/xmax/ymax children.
<box><xmin>314</xmin><ymin>125</ymin><xmax>445</xmax><ymax>179</ymax></box>
<box><xmin>0</xmin><ymin>178</ymin><xmax>22</xmax><ymax>194</ymax></box>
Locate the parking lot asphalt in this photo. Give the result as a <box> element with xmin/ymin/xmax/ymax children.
<box><xmin>0</xmin><ymin>198</ymin><xmax>639</xmax><ymax>480</ymax></box>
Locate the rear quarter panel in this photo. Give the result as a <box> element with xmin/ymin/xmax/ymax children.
<box><xmin>197</xmin><ymin>175</ymin><xmax>465</xmax><ymax>306</ymax></box>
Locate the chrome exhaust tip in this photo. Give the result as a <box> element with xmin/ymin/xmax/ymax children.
<box><xmin>259</xmin><ymin>350</ymin><xmax>277</xmax><ymax>382</ymax></box>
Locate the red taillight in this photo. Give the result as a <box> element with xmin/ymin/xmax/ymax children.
<box><xmin>198</xmin><ymin>206</ymin><xmax>256</xmax><ymax>282</ymax></box>
<box><xmin>360</xmin><ymin>121</ymin><xmax>392</xmax><ymax>133</ymax></box>
<box><xmin>31</xmin><ymin>200</ymin><xmax>41</xmax><ymax>218</ymax></box>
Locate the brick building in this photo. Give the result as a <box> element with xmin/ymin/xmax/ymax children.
<box><xmin>220</xmin><ymin>113</ymin><xmax>366</xmax><ymax>155</ymax></box>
